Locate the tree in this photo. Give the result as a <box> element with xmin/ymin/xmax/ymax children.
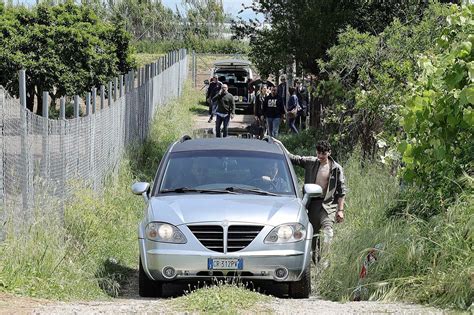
<box><xmin>0</xmin><ymin>1</ymin><xmax>135</xmax><ymax>114</ymax></box>
<box><xmin>175</xmin><ymin>0</ymin><xmax>225</xmax><ymax>48</ymax></box>
<box><xmin>314</xmin><ymin>3</ymin><xmax>450</xmax><ymax>158</ymax></box>
<box><xmin>232</xmin><ymin>0</ymin><xmax>458</xmax><ymax>74</ymax></box>
<box><xmin>398</xmin><ymin>4</ymin><xmax>474</xmax><ymax>215</ymax></box>
<box><xmin>110</xmin><ymin>0</ymin><xmax>178</xmax><ymax>41</ymax></box>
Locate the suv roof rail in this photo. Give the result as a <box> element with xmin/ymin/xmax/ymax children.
<box><xmin>262</xmin><ymin>136</ymin><xmax>273</xmax><ymax>144</ymax></box>
<box><xmin>179</xmin><ymin>135</ymin><xmax>192</xmax><ymax>143</ymax></box>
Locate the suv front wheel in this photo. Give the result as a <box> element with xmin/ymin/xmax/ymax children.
<box><xmin>139</xmin><ymin>257</ymin><xmax>163</xmax><ymax>297</ymax></box>
<box><xmin>288</xmin><ymin>260</ymin><xmax>311</xmax><ymax>298</ymax></box>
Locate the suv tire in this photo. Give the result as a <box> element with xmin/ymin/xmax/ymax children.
<box><xmin>288</xmin><ymin>260</ymin><xmax>311</xmax><ymax>298</ymax></box>
<box><xmin>139</xmin><ymin>257</ymin><xmax>163</xmax><ymax>297</ymax></box>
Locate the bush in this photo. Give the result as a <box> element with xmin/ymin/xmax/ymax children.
<box><xmin>398</xmin><ymin>4</ymin><xmax>474</xmax><ymax>216</ymax></box>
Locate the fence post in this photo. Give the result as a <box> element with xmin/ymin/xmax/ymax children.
<box><xmin>114</xmin><ymin>77</ymin><xmax>118</xmax><ymax>102</ymax></box>
<box><xmin>60</xmin><ymin>97</ymin><xmax>65</xmax><ymax>120</ymax></box>
<box><xmin>18</xmin><ymin>70</ymin><xmax>30</xmax><ymax>215</ymax></box>
<box><xmin>119</xmin><ymin>75</ymin><xmax>123</xmax><ymax>98</ymax></box>
<box><xmin>41</xmin><ymin>91</ymin><xmax>49</xmax><ymax>180</ymax></box>
<box><xmin>108</xmin><ymin>81</ymin><xmax>113</xmax><ymax>107</ymax></box>
<box><xmin>192</xmin><ymin>50</ymin><xmax>196</xmax><ymax>88</ymax></box>
<box><xmin>91</xmin><ymin>87</ymin><xmax>96</xmax><ymax>114</ymax></box>
<box><xmin>74</xmin><ymin>95</ymin><xmax>80</xmax><ymax>117</ymax></box>
<box><xmin>178</xmin><ymin>50</ymin><xmax>181</xmax><ymax>97</ymax></box>
<box><xmin>100</xmin><ymin>85</ymin><xmax>105</xmax><ymax>110</ymax></box>
<box><xmin>19</xmin><ymin>70</ymin><xmax>27</xmax><ymax>108</ymax></box>
<box><xmin>85</xmin><ymin>92</ymin><xmax>91</xmax><ymax>116</ymax></box>
<box><xmin>59</xmin><ymin>96</ymin><xmax>66</xmax><ymax>223</ymax></box>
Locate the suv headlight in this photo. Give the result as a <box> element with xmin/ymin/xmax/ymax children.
<box><xmin>146</xmin><ymin>222</ymin><xmax>187</xmax><ymax>244</ymax></box>
<box><xmin>264</xmin><ymin>223</ymin><xmax>306</xmax><ymax>244</ymax></box>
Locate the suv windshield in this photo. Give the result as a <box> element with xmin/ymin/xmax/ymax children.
<box><xmin>158</xmin><ymin>150</ymin><xmax>294</xmax><ymax>195</ymax></box>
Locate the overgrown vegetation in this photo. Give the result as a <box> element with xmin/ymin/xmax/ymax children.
<box><xmin>280</xmin><ymin>129</ymin><xmax>473</xmax><ymax>310</ymax></box>
<box><xmin>279</xmin><ymin>4</ymin><xmax>474</xmax><ymax>300</ymax></box>
<box><xmin>0</xmin><ymin>83</ymin><xmax>197</xmax><ymax>300</ymax></box>
<box><xmin>0</xmin><ymin>1</ymin><xmax>135</xmax><ymax>114</ymax></box>
<box><xmin>317</xmin><ymin>159</ymin><xmax>473</xmax><ymax>310</ymax></box>
<box><xmin>173</xmin><ymin>283</ymin><xmax>270</xmax><ymax>313</ymax></box>
<box><xmin>397</xmin><ymin>4</ymin><xmax>473</xmax><ymax>217</ymax></box>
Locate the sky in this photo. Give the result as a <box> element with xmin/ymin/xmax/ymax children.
<box><xmin>161</xmin><ymin>0</ymin><xmax>261</xmax><ymax>21</ymax></box>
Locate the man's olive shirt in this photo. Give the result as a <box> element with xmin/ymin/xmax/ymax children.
<box><xmin>288</xmin><ymin>153</ymin><xmax>347</xmax><ymax>213</ymax></box>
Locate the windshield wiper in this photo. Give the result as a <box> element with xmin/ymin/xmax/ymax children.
<box><xmin>225</xmin><ymin>186</ymin><xmax>278</xmax><ymax>196</ymax></box>
<box><xmin>160</xmin><ymin>187</ymin><xmax>236</xmax><ymax>194</ymax></box>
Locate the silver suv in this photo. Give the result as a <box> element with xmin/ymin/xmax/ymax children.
<box><xmin>132</xmin><ymin>136</ymin><xmax>322</xmax><ymax>298</ymax></box>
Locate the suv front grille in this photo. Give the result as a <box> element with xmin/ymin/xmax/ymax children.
<box><xmin>227</xmin><ymin>225</ymin><xmax>263</xmax><ymax>252</ymax></box>
<box><xmin>188</xmin><ymin>225</ymin><xmax>224</xmax><ymax>252</ymax></box>
<box><xmin>187</xmin><ymin>224</ymin><xmax>263</xmax><ymax>253</ymax></box>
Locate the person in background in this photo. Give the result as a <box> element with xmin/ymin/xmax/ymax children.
<box><xmin>206</xmin><ymin>75</ymin><xmax>222</xmax><ymax>123</ymax></box>
<box><xmin>249</xmin><ymin>75</ymin><xmax>275</xmax><ymax>92</ymax></box>
<box><xmin>254</xmin><ymin>85</ymin><xmax>268</xmax><ymax>121</ymax></box>
<box><xmin>277</xmin><ymin>75</ymin><xmax>287</xmax><ymax>110</ymax></box>
<box><xmin>287</xmin><ymin>87</ymin><xmax>299</xmax><ymax>134</ymax></box>
<box><xmin>295</xmin><ymin>78</ymin><xmax>309</xmax><ymax>130</ymax></box>
<box><xmin>274</xmin><ymin>139</ymin><xmax>347</xmax><ymax>264</ymax></box>
<box><xmin>263</xmin><ymin>86</ymin><xmax>285</xmax><ymax>137</ymax></box>
<box><xmin>212</xmin><ymin>84</ymin><xmax>235</xmax><ymax>138</ymax></box>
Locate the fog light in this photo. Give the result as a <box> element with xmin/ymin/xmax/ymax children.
<box><xmin>274</xmin><ymin>267</ymin><xmax>288</xmax><ymax>279</ymax></box>
<box><xmin>162</xmin><ymin>266</ymin><xmax>176</xmax><ymax>279</ymax></box>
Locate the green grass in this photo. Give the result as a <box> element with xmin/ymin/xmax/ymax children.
<box><xmin>0</xmin><ymin>81</ymin><xmax>199</xmax><ymax>300</ymax></box>
<box><xmin>172</xmin><ymin>283</ymin><xmax>271</xmax><ymax>313</ymax></box>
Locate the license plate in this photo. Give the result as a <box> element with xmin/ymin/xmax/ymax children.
<box><xmin>208</xmin><ymin>258</ymin><xmax>243</xmax><ymax>270</ymax></box>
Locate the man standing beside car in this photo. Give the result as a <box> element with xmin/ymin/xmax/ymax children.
<box><xmin>273</xmin><ymin>139</ymin><xmax>347</xmax><ymax>264</ymax></box>
<box><xmin>206</xmin><ymin>75</ymin><xmax>222</xmax><ymax>123</ymax></box>
<box><xmin>212</xmin><ymin>84</ymin><xmax>235</xmax><ymax>138</ymax></box>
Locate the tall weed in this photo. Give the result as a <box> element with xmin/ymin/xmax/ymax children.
<box><xmin>317</xmin><ymin>157</ymin><xmax>473</xmax><ymax>310</ymax></box>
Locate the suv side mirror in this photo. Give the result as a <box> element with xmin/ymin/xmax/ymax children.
<box><xmin>204</xmin><ymin>79</ymin><xmax>210</xmax><ymax>85</ymax></box>
<box><xmin>132</xmin><ymin>182</ymin><xmax>150</xmax><ymax>201</ymax></box>
<box><xmin>302</xmin><ymin>184</ymin><xmax>323</xmax><ymax>208</ymax></box>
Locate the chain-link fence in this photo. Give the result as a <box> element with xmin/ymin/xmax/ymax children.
<box><xmin>0</xmin><ymin>49</ymin><xmax>188</xmax><ymax>239</ymax></box>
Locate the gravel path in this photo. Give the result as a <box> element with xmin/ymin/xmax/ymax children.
<box><xmin>2</xmin><ymin>290</ymin><xmax>446</xmax><ymax>315</ymax></box>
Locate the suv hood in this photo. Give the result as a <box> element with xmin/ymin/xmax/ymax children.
<box><xmin>148</xmin><ymin>194</ymin><xmax>302</xmax><ymax>226</ymax></box>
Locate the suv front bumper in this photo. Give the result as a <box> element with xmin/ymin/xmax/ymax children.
<box><xmin>139</xmin><ymin>238</ymin><xmax>312</xmax><ymax>282</ymax></box>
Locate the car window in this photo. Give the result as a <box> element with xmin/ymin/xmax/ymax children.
<box><xmin>158</xmin><ymin>150</ymin><xmax>295</xmax><ymax>195</ymax></box>
<box><xmin>215</xmin><ymin>70</ymin><xmax>249</xmax><ymax>83</ymax></box>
